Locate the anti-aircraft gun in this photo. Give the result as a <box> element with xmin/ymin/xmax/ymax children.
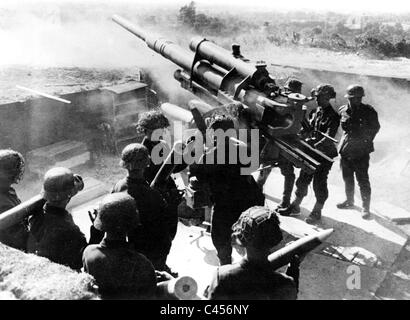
<box><xmin>112</xmin><ymin>15</ymin><xmax>333</xmax><ymax>176</ymax></box>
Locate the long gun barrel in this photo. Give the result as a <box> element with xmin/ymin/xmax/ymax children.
<box><xmin>268</xmin><ymin>228</ymin><xmax>333</xmax><ymax>270</ymax></box>
<box><xmin>112</xmin><ymin>15</ymin><xmax>333</xmax><ymax>174</ymax></box>
<box><xmin>0</xmin><ymin>195</ymin><xmax>45</xmax><ymax>231</ymax></box>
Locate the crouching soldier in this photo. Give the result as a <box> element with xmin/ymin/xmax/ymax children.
<box><xmin>27</xmin><ymin>167</ymin><xmax>87</xmax><ymax>271</ymax></box>
<box><xmin>112</xmin><ymin>143</ymin><xmax>173</xmax><ymax>272</ymax></box>
<box><xmin>0</xmin><ymin>149</ymin><xmax>28</xmax><ymax>250</ymax></box>
<box><xmin>204</xmin><ymin>206</ymin><xmax>300</xmax><ymax>300</ymax></box>
<box><xmin>83</xmin><ymin>193</ymin><xmax>157</xmax><ymax>300</ymax></box>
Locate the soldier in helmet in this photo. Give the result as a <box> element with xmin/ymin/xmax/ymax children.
<box><xmin>189</xmin><ymin>115</ymin><xmax>264</xmax><ymax>265</ymax></box>
<box><xmin>336</xmin><ymin>85</ymin><xmax>380</xmax><ymax>219</ymax></box>
<box><xmin>204</xmin><ymin>206</ymin><xmax>300</xmax><ymax>300</ymax></box>
<box><xmin>111</xmin><ymin>143</ymin><xmax>173</xmax><ymax>273</ymax></box>
<box><xmin>279</xmin><ymin>84</ymin><xmax>340</xmax><ymax>223</ymax></box>
<box><xmin>27</xmin><ymin>167</ymin><xmax>87</xmax><ymax>270</ymax></box>
<box><xmin>0</xmin><ymin>149</ymin><xmax>28</xmax><ymax>250</ymax></box>
<box><xmin>82</xmin><ymin>193</ymin><xmax>157</xmax><ymax>300</ymax></box>
<box><xmin>256</xmin><ymin>78</ymin><xmax>303</xmax><ymax>211</ymax></box>
<box><xmin>136</xmin><ymin>109</ymin><xmax>186</xmax><ymax>241</ymax></box>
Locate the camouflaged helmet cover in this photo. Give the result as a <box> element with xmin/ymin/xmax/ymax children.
<box><xmin>0</xmin><ymin>149</ymin><xmax>25</xmax><ymax>184</ymax></box>
<box><xmin>120</xmin><ymin>143</ymin><xmax>150</xmax><ymax>171</ymax></box>
<box><xmin>232</xmin><ymin>206</ymin><xmax>283</xmax><ymax>249</ymax></box>
<box><xmin>135</xmin><ymin>109</ymin><xmax>170</xmax><ymax>133</ymax></box>
<box><xmin>94</xmin><ymin>193</ymin><xmax>139</xmax><ymax>233</ymax></box>
<box><xmin>208</xmin><ymin>114</ymin><xmax>235</xmax><ymax>131</ymax></box>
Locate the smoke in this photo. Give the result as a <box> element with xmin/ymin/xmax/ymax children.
<box><xmin>0</xmin><ymin>1</ymin><xmax>197</xmax><ymax>105</ymax></box>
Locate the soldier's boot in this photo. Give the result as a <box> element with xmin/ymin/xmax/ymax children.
<box><xmin>336</xmin><ymin>200</ymin><xmax>355</xmax><ymax>210</ymax></box>
<box><xmin>277</xmin><ymin>196</ymin><xmax>303</xmax><ymax>216</ymax></box>
<box><xmin>305</xmin><ymin>202</ymin><xmax>323</xmax><ymax>224</ymax></box>
<box><xmin>276</xmin><ymin>176</ymin><xmax>295</xmax><ymax>210</ymax></box>
<box><xmin>361</xmin><ymin>196</ymin><xmax>371</xmax><ymax>219</ymax></box>
<box><xmin>276</xmin><ymin>196</ymin><xmax>291</xmax><ymax>211</ymax></box>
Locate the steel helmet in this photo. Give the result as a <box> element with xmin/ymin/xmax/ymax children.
<box><xmin>231</xmin><ymin>206</ymin><xmax>283</xmax><ymax>249</ymax></box>
<box><xmin>135</xmin><ymin>109</ymin><xmax>170</xmax><ymax>133</ymax></box>
<box><xmin>120</xmin><ymin>143</ymin><xmax>150</xmax><ymax>171</ymax></box>
<box><xmin>311</xmin><ymin>84</ymin><xmax>336</xmax><ymax>99</ymax></box>
<box><xmin>41</xmin><ymin>167</ymin><xmax>84</xmax><ymax>202</ymax></box>
<box><xmin>0</xmin><ymin>149</ymin><xmax>25</xmax><ymax>184</ymax></box>
<box><xmin>344</xmin><ymin>84</ymin><xmax>365</xmax><ymax>98</ymax></box>
<box><xmin>94</xmin><ymin>193</ymin><xmax>139</xmax><ymax>233</ymax></box>
<box><xmin>284</xmin><ymin>79</ymin><xmax>303</xmax><ymax>93</ymax></box>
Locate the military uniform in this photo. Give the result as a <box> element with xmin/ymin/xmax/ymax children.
<box><xmin>143</xmin><ymin>139</ymin><xmax>186</xmax><ymax>240</ymax></box>
<box><xmin>190</xmin><ymin>142</ymin><xmax>264</xmax><ymax>265</ymax></box>
<box><xmin>294</xmin><ymin>106</ymin><xmax>340</xmax><ymax>204</ymax></box>
<box><xmin>0</xmin><ymin>187</ymin><xmax>28</xmax><ymax>251</ymax></box>
<box><xmin>205</xmin><ymin>259</ymin><xmax>298</xmax><ymax>300</ymax></box>
<box><xmin>338</xmin><ymin>103</ymin><xmax>380</xmax><ymax>209</ymax></box>
<box><xmin>27</xmin><ymin>204</ymin><xmax>87</xmax><ymax>270</ymax></box>
<box><xmin>112</xmin><ymin>176</ymin><xmax>172</xmax><ymax>270</ymax></box>
<box><xmin>83</xmin><ymin>238</ymin><xmax>157</xmax><ymax>300</ymax></box>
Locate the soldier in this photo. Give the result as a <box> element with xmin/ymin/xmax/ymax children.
<box><xmin>204</xmin><ymin>206</ymin><xmax>300</xmax><ymax>300</ymax></box>
<box><xmin>136</xmin><ymin>109</ymin><xmax>186</xmax><ymax>241</ymax></box>
<box><xmin>112</xmin><ymin>143</ymin><xmax>173</xmax><ymax>273</ymax></box>
<box><xmin>189</xmin><ymin>115</ymin><xmax>264</xmax><ymax>265</ymax></box>
<box><xmin>27</xmin><ymin>167</ymin><xmax>87</xmax><ymax>270</ymax></box>
<box><xmin>0</xmin><ymin>149</ymin><xmax>28</xmax><ymax>250</ymax></box>
<box><xmin>279</xmin><ymin>84</ymin><xmax>340</xmax><ymax>223</ymax></box>
<box><xmin>336</xmin><ymin>85</ymin><xmax>380</xmax><ymax>219</ymax></box>
<box><xmin>255</xmin><ymin>79</ymin><xmax>303</xmax><ymax>211</ymax></box>
<box><xmin>83</xmin><ymin>193</ymin><xmax>157</xmax><ymax>300</ymax></box>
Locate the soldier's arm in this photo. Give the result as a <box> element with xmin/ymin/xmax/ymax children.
<box><xmin>314</xmin><ymin>113</ymin><xmax>340</xmax><ymax>147</ymax></box>
<box><xmin>364</xmin><ymin>109</ymin><xmax>380</xmax><ymax>141</ymax></box>
<box><xmin>204</xmin><ymin>268</ymin><xmax>225</xmax><ymax>300</ymax></box>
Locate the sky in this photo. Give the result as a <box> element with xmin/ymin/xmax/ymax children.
<box><xmin>1</xmin><ymin>0</ymin><xmax>410</xmax><ymax>14</ymax></box>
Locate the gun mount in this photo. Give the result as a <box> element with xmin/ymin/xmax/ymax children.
<box><xmin>112</xmin><ymin>15</ymin><xmax>332</xmax><ymax>174</ymax></box>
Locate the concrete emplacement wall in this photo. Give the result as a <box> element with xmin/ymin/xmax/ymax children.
<box><xmin>0</xmin><ymin>89</ymin><xmax>113</xmax><ymax>155</ymax></box>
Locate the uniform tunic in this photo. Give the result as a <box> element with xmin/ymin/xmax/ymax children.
<box><xmin>294</xmin><ymin>105</ymin><xmax>341</xmax><ymax>204</ymax></box>
<box><xmin>0</xmin><ymin>187</ymin><xmax>28</xmax><ymax>251</ymax></box>
<box><xmin>83</xmin><ymin>238</ymin><xmax>157</xmax><ymax>300</ymax></box>
<box><xmin>338</xmin><ymin>103</ymin><xmax>380</xmax><ymax>207</ymax></box>
<box><xmin>143</xmin><ymin>139</ymin><xmax>186</xmax><ymax>240</ymax></box>
<box><xmin>27</xmin><ymin>204</ymin><xmax>87</xmax><ymax>270</ymax></box>
<box><xmin>112</xmin><ymin>176</ymin><xmax>171</xmax><ymax>270</ymax></box>
<box><xmin>205</xmin><ymin>259</ymin><xmax>298</xmax><ymax>300</ymax></box>
<box><xmin>190</xmin><ymin>141</ymin><xmax>264</xmax><ymax>265</ymax></box>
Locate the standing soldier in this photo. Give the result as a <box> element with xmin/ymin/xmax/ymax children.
<box><xmin>279</xmin><ymin>84</ymin><xmax>340</xmax><ymax>223</ymax></box>
<box><xmin>112</xmin><ymin>143</ymin><xmax>173</xmax><ymax>273</ymax></box>
<box><xmin>27</xmin><ymin>167</ymin><xmax>87</xmax><ymax>270</ymax></box>
<box><xmin>256</xmin><ymin>79</ymin><xmax>303</xmax><ymax>211</ymax></box>
<box><xmin>204</xmin><ymin>206</ymin><xmax>300</xmax><ymax>300</ymax></box>
<box><xmin>0</xmin><ymin>149</ymin><xmax>28</xmax><ymax>251</ymax></box>
<box><xmin>336</xmin><ymin>85</ymin><xmax>380</xmax><ymax>219</ymax></box>
<box><xmin>83</xmin><ymin>193</ymin><xmax>157</xmax><ymax>300</ymax></box>
<box><xmin>189</xmin><ymin>115</ymin><xmax>264</xmax><ymax>265</ymax></box>
<box><xmin>136</xmin><ymin>110</ymin><xmax>186</xmax><ymax>241</ymax></box>
<box><xmin>278</xmin><ymin>84</ymin><xmax>340</xmax><ymax>223</ymax></box>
